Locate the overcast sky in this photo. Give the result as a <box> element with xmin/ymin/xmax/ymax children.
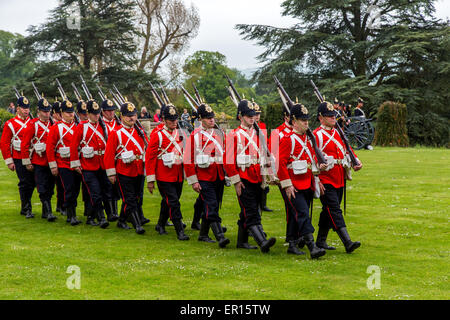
<box><xmin>0</xmin><ymin>0</ymin><xmax>449</xmax><ymax>70</ymax></box>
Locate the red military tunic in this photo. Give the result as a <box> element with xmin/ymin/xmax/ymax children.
<box><xmin>104</xmin><ymin>124</ymin><xmax>147</xmax><ymax>178</ymax></box>
<box><xmin>224</xmin><ymin>125</ymin><xmax>262</xmax><ymax>185</ymax></box>
<box><xmin>277</xmin><ymin>130</ymin><xmax>317</xmax><ymax>191</ymax></box>
<box><xmin>47</xmin><ymin>120</ymin><xmax>77</xmax><ymax>170</ymax></box>
<box><xmin>70</xmin><ymin>121</ymin><xmax>107</xmax><ymax>171</ymax></box>
<box><xmin>21</xmin><ymin>118</ymin><xmax>53</xmax><ymax>166</ymax></box>
<box><xmin>313</xmin><ymin>125</ymin><xmax>358</xmax><ymax>188</ymax></box>
<box><xmin>184</xmin><ymin>126</ymin><xmax>225</xmax><ymax>185</ymax></box>
<box><xmin>103</xmin><ymin>117</ymin><xmax>121</xmax><ymax>135</ymax></box>
<box><xmin>0</xmin><ymin>115</ymin><xmax>32</xmax><ymax>166</ymax></box>
<box><xmin>145</xmin><ymin>126</ymin><xmax>184</xmax><ymax>183</ymax></box>
<box><xmin>269</xmin><ymin>121</ymin><xmax>292</xmax><ymax>156</ymax></box>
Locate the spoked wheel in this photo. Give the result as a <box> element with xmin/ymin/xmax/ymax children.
<box><xmin>345</xmin><ymin>117</ymin><xmax>372</xmax><ymax>150</ymax></box>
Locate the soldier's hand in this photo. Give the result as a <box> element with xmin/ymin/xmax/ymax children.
<box><xmin>192</xmin><ymin>182</ymin><xmax>202</xmax><ymax>193</ymax></box>
<box><xmin>51</xmin><ymin>167</ymin><xmax>58</xmax><ymax>176</ymax></box>
<box><xmin>319</xmin><ymin>163</ymin><xmax>327</xmax><ymax>171</ymax></box>
<box><xmin>147</xmin><ymin>181</ymin><xmax>155</xmax><ymax>194</ymax></box>
<box><xmin>234</xmin><ymin>181</ymin><xmax>245</xmax><ymax>197</ymax></box>
<box><xmin>285</xmin><ymin>186</ymin><xmax>296</xmax><ymax>200</ymax></box>
<box><xmin>74</xmin><ymin>167</ymin><xmax>82</xmax><ymax>175</ymax></box>
<box><xmin>26</xmin><ymin>164</ymin><xmax>34</xmax><ymax>172</ymax></box>
<box><xmin>353</xmin><ymin>160</ymin><xmax>363</xmax><ymax>171</ymax></box>
<box><xmin>7</xmin><ymin>163</ymin><xmax>15</xmax><ymax>171</ymax></box>
<box><xmin>319</xmin><ymin>181</ymin><xmax>325</xmax><ymax>196</ymax></box>
<box><xmin>108</xmin><ymin>175</ymin><xmax>116</xmax><ymax>184</ymax></box>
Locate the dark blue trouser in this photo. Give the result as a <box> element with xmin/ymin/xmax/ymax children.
<box><xmin>34</xmin><ymin>164</ymin><xmax>54</xmax><ymax>202</ymax></box>
<box><xmin>319</xmin><ymin>184</ymin><xmax>346</xmax><ymax>231</ymax></box>
<box><xmin>157</xmin><ymin>181</ymin><xmax>183</xmax><ymax>222</ymax></box>
<box><xmin>199</xmin><ymin>179</ymin><xmax>225</xmax><ymax>223</ymax></box>
<box><xmin>81</xmin><ymin>170</ymin><xmax>112</xmax><ymax>212</ymax></box>
<box><xmin>116</xmin><ymin>174</ymin><xmax>144</xmax><ymax>216</ymax></box>
<box><xmin>14</xmin><ymin>158</ymin><xmax>35</xmax><ymax>204</ymax></box>
<box><xmin>281</xmin><ymin>188</ymin><xmax>315</xmax><ymax>241</ymax></box>
<box><xmin>237</xmin><ymin>179</ymin><xmax>262</xmax><ymax>229</ymax></box>
<box><xmin>58</xmin><ymin>167</ymin><xmax>81</xmax><ymax>209</ymax></box>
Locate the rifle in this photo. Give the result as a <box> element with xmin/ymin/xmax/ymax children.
<box><xmin>158</xmin><ymin>83</ymin><xmax>171</xmax><ymax>105</ymax></box>
<box><xmin>113</xmin><ymin>84</ymin><xmax>147</xmax><ymax>146</ymax></box>
<box><xmin>79</xmin><ymin>75</ymin><xmax>108</xmax><ymax>140</ymax></box>
<box><xmin>192</xmin><ymin>82</ymin><xmax>203</xmax><ymax>104</ymax></box>
<box><xmin>274</xmin><ymin>76</ymin><xmax>326</xmax><ymax>165</ymax></box>
<box><xmin>310</xmin><ymin>80</ymin><xmax>358</xmax><ymax>166</ymax></box>
<box><xmin>149</xmin><ymin>82</ymin><xmax>165</xmax><ymax>109</ymax></box>
<box><xmin>32</xmin><ymin>82</ymin><xmax>54</xmax><ymax>125</ymax></box>
<box><xmin>71</xmin><ymin>82</ymin><xmax>84</xmax><ymax>125</ymax></box>
<box><xmin>56</xmin><ymin>78</ymin><xmax>79</xmax><ymax>125</ymax></box>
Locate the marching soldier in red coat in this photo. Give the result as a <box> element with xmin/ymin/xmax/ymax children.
<box><xmin>70</xmin><ymin>100</ymin><xmax>110</xmax><ymax>229</ymax></box>
<box><xmin>21</xmin><ymin>97</ymin><xmax>57</xmax><ymax>222</ymax></box>
<box><xmin>1</xmin><ymin>95</ymin><xmax>36</xmax><ymax>218</ymax></box>
<box><xmin>52</xmin><ymin>100</ymin><xmax>66</xmax><ymax>216</ymax></box>
<box><xmin>224</xmin><ymin>100</ymin><xmax>276</xmax><ymax>253</ymax></box>
<box><xmin>313</xmin><ymin>101</ymin><xmax>362</xmax><ymax>253</ymax></box>
<box><xmin>277</xmin><ymin>104</ymin><xmax>327</xmax><ymax>259</ymax></box>
<box><xmin>104</xmin><ymin>102</ymin><xmax>148</xmax><ymax>234</ymax></box>
<box><xmin>47</xmin><ymin>100</ymin><xmax>82</xmax><ymax>226</ymax></box>
<box><xmin>184</xmin><ymin>104</ymin><xmax>229</xmax><ymax>248</ymax></box>
<box><xmin>146</xmin><ymin>105</ymin><xmax>189</xmax><ymax>240</ymax></box>
<box><xmin>100</xmin><ymin>98</ymin><xmax>121</xmax><ymax>222</ymax></box>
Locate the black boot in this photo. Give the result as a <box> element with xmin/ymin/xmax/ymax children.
<box><xmin>138</xmin><ymin>207</ymin><xmax>150</xmax><ymax>225</ymax></box>
<box><xmin>316</xmin><ymin>227</ymin><xmax>336</xmax><ymax>250</ymax></box>
<box><xmin>211</xmin><ymin>222</ymin><xmax>230</xmax><ymax>248</ymax></box>
<box><xmin>336</xmin><ymin>227</ymin><xmax>361</xmax><ymax>253</ymax></box>
<box><xmin>96</xmin><ymin>209</ymin><xmax>110</xmax><ymax>229</ymax></box>
<box><xmin>191</xmin><ymin>219</ymin><xmax>201</xmax><ymax>230</ymax></box>
<box><xmin>86</xmin><ymin>208</ymin><xmax>99</xmax><ymax>226</ymax></box>
<box><xmin>24</xmin><ymin>200</ymin><xmax>34</xmax><ymax>219</ymax></box>
<box><xmin>249</xmin><ymin>225</ymin><xmax>276</xmax><ymax>253</ymax></box>
<box><xmin>236</xmin><ymin>225</ymin><xmax>257</xmax><ymax>249</ymax></box>
<box><xmin>104</xmin><ymin>200</ymin><xmax>118</xmax><ymax>222</ymax></box>
<box><xmin>173</xmin><ymin>219</ymin><xmax>189</xmax><ymax>240</ymax></box>
<box><xmin>155</xmin><ymin>215</ymin><xmax>168</xmax><ymax>235</ymax></box>
<box><xmin>67</xmin><ymin>207</ymin><xmax>81</xmax><ymax>226</ymax></box>
<box><xmin>297</xmin><ymin>236</ymin><xmax>306</xmax><ymax>249</ymax></box>
<box><xmin>42</xmin><ymin>200</ymin><xmax>57</xmax><ymax>222</ymax></box>
<box><xmin>210</xmin><ymin>222</ymin><xmax>230</xmax><ymax>248</ymax></box>
<box><xmin>260</xmin><ymin>190</ymin><xmax>273</xmax><ymax>212</ymax></box>
<box><xmin>304</xmin><ymin>233</ymin><xmax>326</xmax><ymax>259</ymax></box>
<box><xmin>20</xmin><ymin>200</ymin><xmax>27</xmax><ymax>216</ymax></box>
<box><xmin>198</xmin><ymin>220</ymin><xmax>215</xmax><ymax>243</ymax></box>
<box><xmin>117</xmin><ymin>215</ymin><xmax>131</xmax><ymax>230</ymax></box>
<box><xmin>287</xmin><ymin>240</ymin><xmax>305</xmax><ymax>255</ymax></box>
<box><xmin>128</xmin><ymin>211</ymin><xmax>145</xmax><ymax>235</ymax></box>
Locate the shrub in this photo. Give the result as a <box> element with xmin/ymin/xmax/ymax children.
<box><xmin>374</xmin><ymin>101</ymin><xmax>409</xmax><ymax>147</ymax></box>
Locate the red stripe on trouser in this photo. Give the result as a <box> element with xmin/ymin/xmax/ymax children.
<box><xmin>160</xmin><ymin>188</ymin><xmax>172</xmax><ymax>220</ymax></box>
<box><xmin>326</xmin><ymin>206</ymin><xmax>338</xmax><ymax>230</ymax></box>
<box><xmin>80</xmin><ymin>173</ymin><xmax>94</xmax><ymax>206</ymax></box>
<box><xmin>117</xmin><ymin>176</ymin><xmax>127</xmax><ymax>214</ymax></box>
<box><xmin>287</xmin><ymin>196</ymin><xmax>299</xmax><ymax>222</ymax></box>
<box><xmin>58</xmin><ymin>173</ymin><xmax>66</xmax><ymax>203</ymax></box>
<box><xmin>200</xmin><ymin>194</ymin><xmax>209</xmax><ymax>220</ymax></box>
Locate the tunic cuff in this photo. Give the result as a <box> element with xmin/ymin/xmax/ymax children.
<box><xmin>106</xmin><ymin>168</ymin><xmax>116</xmax><ymax>177</ymax></box>
<box><xmin>146</xmin><ymin>175</ymin><xmax>156</xmax><ymax>183</ymax></box>
<box><xmin>4</xmin><ymin>158</ymin><xmax>13</xmax><ymax>166</ymax></box>
<box><xmin>280</xmin><ymin>179</ymin><xmax>293</xmax><ymax>189</ymax></box>
<box><xmin>70</xmin><ymin>160</ymin><xmax>81</xmax><ymax>169</ymax></box>
<box><xmin>48</xmin><ymin>161</ymin><xmax>57</xmax><ymax>169</ymax></box>
<box><xmin>186</xmin><ymin>175</ymin><xmax>198</xmax><ymax>185</ymax></box>
<box><xmin>229</xmin><ymin>174</ymin><xmax>241</xmax><ymax>185</ymax></box>
<box><xmin>22</xmin><ymin>158</ymin><xmax>31</xmax><ymax>166</ymax></box>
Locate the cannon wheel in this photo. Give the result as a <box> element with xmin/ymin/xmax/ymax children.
<box><xmin>345</xmin><ymin>117</ymin><xmax>374</xmax><ymax>150</ymax></box>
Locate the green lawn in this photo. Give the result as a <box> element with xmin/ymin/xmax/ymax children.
<box><xmin>0</xmin><ymin>147</ymin><xmax>448</xmax><ymax>300</ymax></box>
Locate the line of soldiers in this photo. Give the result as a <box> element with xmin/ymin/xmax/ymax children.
<box><xmin>1</xmin><ymin>84</ymin><xmax>364</xmax><ymax>260</ymax></box>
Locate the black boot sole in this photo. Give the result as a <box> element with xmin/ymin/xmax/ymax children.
<box><xmin>261</xmin><ymin>237</ymin><xmax>276</xmax><ymax>253</ymax></box>
<box><xmin>288</xmin><ymin>248</ymin><xmax>306</xmax><ymax>255</ymax></box>
<box><xmin>345</xmin><ymin>242</ymin><xmax>361</xmax><ymax>253</ymax></box>
<box><xmin>198</xmin><ymin>236</ymin><xmax>216</xmax><ymax>243</ymax></box>
<box><xmin>310</xmin><ymin>249</ymin><xmax>326</xmax><ymax>259</ymax></box>
<box><xmin>219</xmin><ymin>238</ymin><xmax>230</xmax><ymax>248</ymax></box>
<box><xmin>237</xmin><ymin>244</ymin><xmax>258</xmax><ymax>249</ymax></box>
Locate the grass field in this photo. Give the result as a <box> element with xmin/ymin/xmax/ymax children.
<box><xmin>0</xmin><ymin>147</ymin><xmax>448</xmax><ymax>300</ymax></box>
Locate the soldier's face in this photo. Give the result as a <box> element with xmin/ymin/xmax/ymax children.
<box><xmin>201</xmin><ymin>117</ymin><xmax>215</xmax><ymax>129</ymax></box>
<box><xmin>320</xmin><ymin>115</ymin><xmax>336</xmax><ymax>127</ymax></box>
<box><xmin>103</xmin><ymin>110</ymin><xmax>115</xmax><ymax>121</ymax></box>
<box><xmin>17</xmin><ymin>107</ymin><xmax>29</xmax><ymax>118</ymax></box>
<box><xmin>88</xmin><ymin>113</ymin><xmax>100</xmax><ymax>123</ymax></box>
<box><xmin>241</xmin><ymin>115</ymin><xmax>255</xmax><ymax>128</ymax></box>
<box><xmin>53</xmin><ymin>113</ymin><xmax>62</xmax><ymax>121</ymax></box>
<box><xmin>39</xmin><ymin>110</ymin><xmax>50</xmax><ymax>122</ymax></box>
<box><xmin>62</xmin><ymin>112</ymin><xmax>74</xmax><ymax>123</ymax></box>
<box><xmin>165</xmin><ymin>119</ymin><xmax>178</xmax><ymax>130</ymax></box>
<box><xmin>122</xmin><ymin>114</ymin><xmax>137</xmax><ymax>127</ymax></box>
<box><xmin>293</xmin><ymin>119</ymin><xmax>308</xmax><ymax>134</ymax></box>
